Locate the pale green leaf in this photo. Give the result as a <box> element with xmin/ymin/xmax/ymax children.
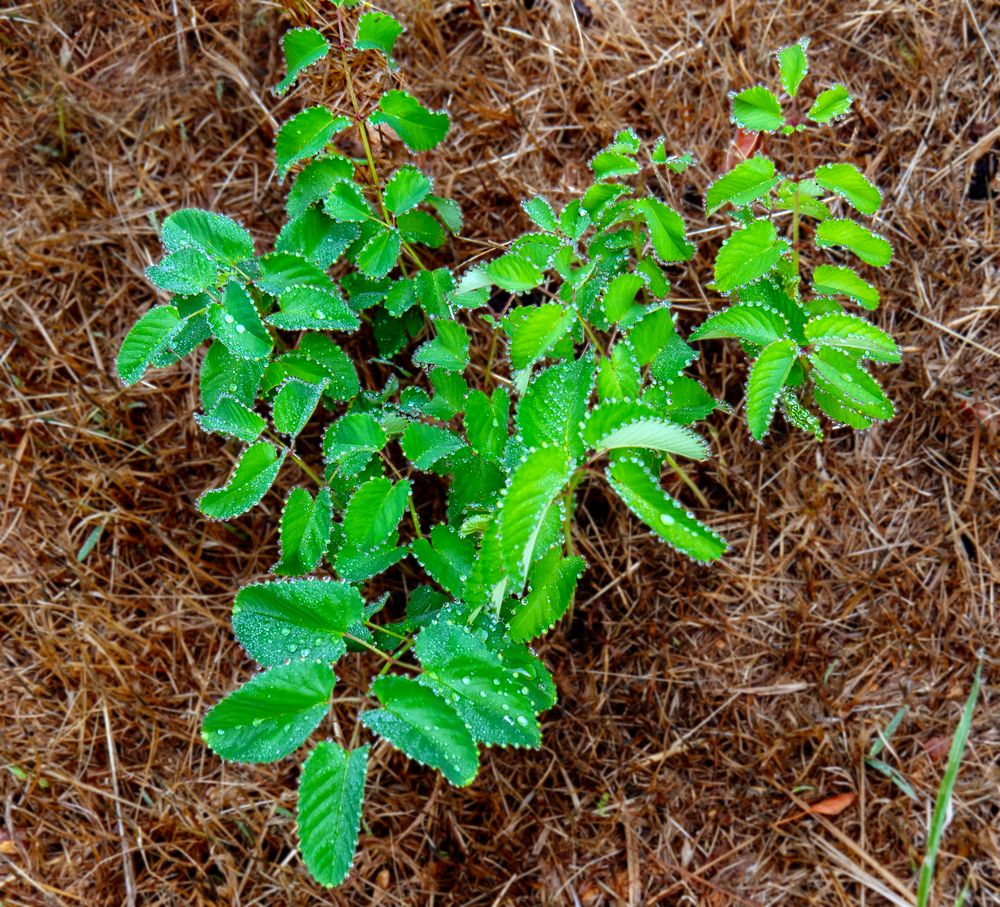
<box><xmin>713</xmin><ymin>219</ymin><xmax>790</xmax><ymax>293</ymax></box>
<box><xmin>354</xmin><ymin>11</ymin><xmax>403</xmax><ymax>65</ymax></box>
<box><xmin>807</xmin><ymin>84</ymin><xmax>852</xmax><ymax>123</ymax></box>
<box><xmin>811</xmin><ymin>264</ymin><xmax>879</xmax><ymax>310</ymax></box>
<box><xmin>287</xmin><ymin>155</ymin><xmax>356</xmax><ymax>219</ymax></box>
<box><xmin>815</xmin><ymin>218</ymin><xmax>892</xmax><ymax>267</ymax></box>
<box><xmin>355</xmin><ymin>227</ymin><xmax>401</xmax><ymax>279</ymax></box>
<box><xmin>413</xmin><ymin>319</ymin><xmax>469</xmax><ymax>372</ymax></box>
<box><xmin>814</xmin><ymin>162</ymin><xmax>881</xmax><ymax>215</ymax></box>
<box><xmin>484</xmin><ymin>252</ymin><xmax>545</xmax><ymax>293</ymax></box>
<box><xmin>731</xmin><ymin>85</ymin><xmax>784</xmax><ymax>131</ymax></box>
<box><xmin>705</xmin><ymin>156</ymin><xmax>779</xmax><ymax>215</ymax></box>
<box><xmin>584</xmin><ymin>401</ymin><xmax>709</xmax><ymax>459</ymax></box>
<box><xmin>401</xmin><ymin>422</ymin><xmax>464</xmax><ymax>470</ymax></box>
<box><xmin>275</xmin><ymin>27</ymin><xmax>330</xmax><ymax>97</ymax></box>
<box><xmin>634</xmin><ymin>197</ymin><xmax>694</xmax><ymax>263</ymax></box>
<box><xmin>804</xmin><ymin>313</ymin><xmax>899</xmax><ymax>362</ymax></box>
<box><xmin>516</xmin><ymin>354</ymin><xmax>595</xmax><ymax>459</ymax></box>
<box><xmin>161</xmin><ymin>209</ymin><xmax>255</xmax><ymax>264</ymax></box>
<box><xmin>323</xmin><ymin>413</ymin><xmax>386</xmax><ymax>475</ymax></box>
<box><xmin>808</xmin><ymin>346</ymin><xmax>894</xmax><ymax>420</ymax></box>
<box><xmin>266</xmin><ymin>285</ymin><xmax>360</xmax><ymax>332</ymax></box>
<box><xmin>272</xmin><ymin>377</ymin><xmax>326</xmax><ymax>437</ymax></box>
<box><xmin>505</xmin><ymin>304</ymin><xmax>575</xmax><ymax>371</ymax></box>
<box><xmin>521</xmin><ymin>196</ymin><xmax>558</xmax><ymax>232</ymax></box>
<box><xmin>689</xmin><ymin>302</ymin><xmax>789</xmax><ymax>346</ymax></box>
<box><xmin>411</xmin><ymin>525</ymin><xmax>475</xmax><ymax>597</ymax></box>
<box><xmin>777</xmin><ymin>40</ymin><xmax>809</xmax><ymax>97</ymax></box>
<box><xmin>147</xmin><ymin>247</ymin><xmax>217</xmax><ymax>295</ymax></box>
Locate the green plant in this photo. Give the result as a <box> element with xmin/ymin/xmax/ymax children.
<box><xmin>116</xmin><ymin>17</ymin><xmax>900</xmax><ymax>889</ymax></box>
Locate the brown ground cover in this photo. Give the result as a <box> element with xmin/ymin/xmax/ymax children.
<box><xmin>1</xmin><ymin>0</ymin><xmax>998</xmax><ymax>904</ymax></box>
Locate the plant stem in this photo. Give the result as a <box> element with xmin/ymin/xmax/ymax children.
<box><xmin>345</xmin><ymin>632</ymin><xmax>418</xmax><ymax>671</ymax></box>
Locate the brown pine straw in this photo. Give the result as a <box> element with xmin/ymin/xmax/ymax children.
<box><xmin>1</xmin><ymin>0</ymin><xmax>998</xmax><ymax>904</ymax></box>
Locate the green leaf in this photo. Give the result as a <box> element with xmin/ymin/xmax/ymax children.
<box><xmin>369</xmin><ymin>90</ymin><xmax>449</xmax><ymax>152</ymax></box>
<box><xmin>297</xmin><ymin>742</ymin><xmax>368</xmax><ymax>888</ymax></box>
<box><xmin>147</xmin><ymin>247</ymin><xmax>217</xmax><ymax>295</ymax></box>
<box><xmin>355</xmin><ymin>227</ymin><xmax>401</xmax><ymax>279</ymax></box>
<box><xmin>584</xmin><ymin>401</ymin><xmax>709</xmax><ymax>459</ymax></box>
<box><xmin>811</xmin><ymin>264</ymin><xmax>879</xmax><ymax>310</ymax></box>
<box><xmin>321</xmin><ymin>180</ymin><xmax>372</xmax><ymax>224</ymax></box>
<box><xmin>397</xmin><ymin>210</ymin><xmax>445</xmax><ymax>248</ymax></box>
<box><xmin>505</xmin><ymin>304</ymin><xmax>575</xmax><ymax>371</ymax></box>
<box><xmin>777</xmin><ymin>40</ymin><xmax>808</xmax><ymax>97</ymax></box>
<box><xmin>522</xmin><ymin>196</ymin><xmax>558</xmax><ymax>232</ymax></box>
<box><xmin>287</xmin><ymin>155</ymin><xmax>357</xmax><ymax>219</ymax></box>
<box><xmin>384</xmin><ymin>164</ymin><xmax>432</xmax><ymax>215</ymax></box>
<box><xmin>807</xmin><ymin>84</ymin><xmax>852</xmax><ymax>123</ymax></box>
<box><xmin>508</xmin><ymin>548</ymin><xmax>585</xmax><ymax>643</ymax></box>
<box><xmin>713</xmin><ymin>219</ymin><xmax>790</xmax><ymax>293</ymax></box>
<box><xmin>345</xmin><ymin>476</ymin><xmax>411</xmax><ymax>548</ymax></box>
<box><xmin>266</xmin><ymin>285</ymin><xmax>360</xmax><ymax>332</ymax></box>
<box><xmin>276</xmin><ymin>106</ymin><xmax>351</xmax><ymax>179</ymax></box>
<box><xmin>516</xmin><ymin>354</ymin><xmax>595</xmax><ymax>459</ymax></box>
<box><xmin>705</xmin><ymin>156</ymin><xmax>780</xmax><ymax>215</ymax></box>
<box><xmin>198</xmin><ymin>441</ymin><xmax>285</xmax><ymax>520</ymax></box>
<box><xmin>273</xmin><ymin>487</ymin><xmax>332</xmax><ymax>576</ymax></box>
<box><xmin>272</xmin><ymin>377</ymin><xmax>326</xmax><ymax>437</ymax></box>
<box><xmin>411</xmin><ymin>525</ymin><xmax>475</xmax><ymax>597</ymax></box>
<box><xmin>804</xmin><ymin>313</ymin><xmax>899</xmax><ymax>362</ymax></box>
<box><xmin>361</xmin><ymin>675</ymin><xmax>479</xmax><ymax>786</ymax></box>
<box><xmin>415</xmin><ymin>621</ymin><xmax>539</xmax><ymax>748</ymax></box>
<box><xmin>412</xmin><ymin>319</ymin><xmax>469</xmax><ymax>372</ymax></box>
<box><xmin>414</xmin><ymin>268</ymin><xmax>455</xmax><ymax>318</ymax></box>
<box><xmin>745</xmin><ymin>338</ymin><xmax>797</xmax><ymax>440</ymax></box>
<box><xmin>354</xmin><ymin>11</ymin><xmax>403</xmax><ymax>66</ymax></box>
<box><xmin>324</xmin><ymin>413</ymin><xmax>386</xmax><ymax>475</ymax></box>
<box><xmin>812</xmin><ymin>384</ymin><xmax>872</xmax><ymax>429</ymax></box>
<box><xmin>276</xmin><ymin>207</ymin><xmax>360</xmax><ymax>270</ymax></box>
<box><xmin>779</xmin><ymin>387</ymin><xmax>823</xmax><ymax>440</ymax></box>
<box><xmin>499</xmin><ymin>445</ymin><xmax>572</xmax><ymax>588</ymax></box>
<box><xmin>607</xmin><ymin>454</ymin><xmax>726</xmax><ymax>562</ymax></box>
<box><xmin>161</xmin><ymin>209</ymin><xmax>255</xmax><ymax>265</ymax></box>
<box><xmin>484</xmin><ymin>252</ymin><xmax>545</xmax><ymax>293</ymax></box>
<box><xmin>597</xmin><ymin>342</ymin><xmax>641</xmax><ymax>401</ymax></box>
<box><xmin>117</xmin><ymin>305</ymin><xmax>183</xmax><ymax>385</ymax></box>
<box><xmin>274</xmin><ymin>27</ymin><xmax>330</xmax><ymax>96</ymax></box>
<box><xmin>602</xmin><ymin>272</ymin><xmax>646</xmax><ymax>326</ymax></box>
<box><xmin>195</xmin><ymin>395</ymin><xmax>266</xmax><ymax>442</ymax></box>
<box><xmin>590</xmin><ymin>149</ymin><xmax>640</xmax><ymax>182</ymax></box>
<box><xmin>815</xmin><ymin>218</ymin><xmax>892</xmax><ymax>267</ymax></box>
<box><xmin>731</xmin><ymin>85</ymin><xmax>784</xmax><ymax>131</ymax></box>
<box><xmin>202</xmin><ymin>660</ymin><xmax>333</xmax><ymax>763</ymax></box>
<box><xmin>200</xmin><ymin>342</ymin><xmax>265</xmax><ymax>411</ymax></box>
<box><xmin>651</xmin><ymin>142</ymin><xmax>693</xmax><ymax>173</ymax></box>
<box><xmin>689</xmin><ymin>302</ymin><xmax>789</xmax><ymax>346</ymax></box>
<box><xmin>295</xmin><ymin>334</ymin><xmax>360</xmax><ymax>401</ymax></box>
<box><xmin>814</xmin><ymin>163</ymin><xmax>881</xmax><ymax>215</ymax></box>
<box><xmin>656</xmin><ymin>376</ymin><xmax>721</xmax><ymax>425</ymax></box>
<box><xmin>255</xmin><ymin>251</ymin><xmax>337</xmax><ymax>295</ymax></box>
<box><xmin>232</xmin><ymin>577</ymin><xmax>362</xmax><ymax>666</ymax></box>
<box><xmin>463</xmin><ymin>388</ymin><xmax>509</xmax><ymax>462</ymax></box>
<box><xmin>401</xmin><ymin>422</ymin><xmax>465</xmax><ymax>471</ymax></box>
<box><xmin>427</xmin><ymin>195</ymin><xmax>462</xmax><ymax>234</ymax></box>
<box><xmin>634</xmin><ymin>197</ymin><xmax>694</xmax><ymax>263</ymax></box>
<box><xmin>208</xmin><ymin>281</ymin><xmax>273</xmax><ymax>361</ymax></box>
<box><xmin>808</xmin><ymin>347</ymin><xmax>894</xmax><ymax>420</ymax></box>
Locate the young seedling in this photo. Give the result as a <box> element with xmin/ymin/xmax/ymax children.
<box><xmin>116</xmin><ymin>16</ymin><xmax>902</xmax><ymax>889</ymax></box>
<box><xmin>691</xmin><ymin>38</ymin><xmax>899</xmax><ymax>441</ymax></box>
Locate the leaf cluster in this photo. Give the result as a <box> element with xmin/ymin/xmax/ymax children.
<box><xmin>116</xmin><ymin>18</ymin><xmax>900</xmax><ymax>888</ymax></box>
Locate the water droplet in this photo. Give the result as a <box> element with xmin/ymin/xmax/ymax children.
<box><xmin>235</xmin><ymin>324</ymin><xmax>246</xmax><ymax>334</ymax></box>
<box><xmin>224</xmin><ymin>314</ymin><xmax>235</xmax><ymax>324</ymax></box>
<box><xmin>516</xmin><ymin>715</ymin><xmax>529</xmax><ymax>727</ymax></box>
<box><xmin>660</xmin><ymin>513</ymin><xmax>675</xmax><ymax>527</ymax></box>
<box><xmin>461</xmin><ymin>676</ymin><xmax>471</xmax><ymax>685</ymax></box>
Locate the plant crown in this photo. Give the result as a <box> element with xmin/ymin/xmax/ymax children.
<box><xmin>116</xmin><ymin>12</ymin><xmax>898</xmax><ymax>887</ymax></box>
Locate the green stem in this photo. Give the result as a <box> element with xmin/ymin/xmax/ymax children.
<box><xmin>345</xmin><ymin>632</ymin><xmax>417</xmax><ymax>671</ymax></box>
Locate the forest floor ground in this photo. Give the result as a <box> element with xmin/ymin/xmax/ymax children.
<box><xmin>1</xmin><ymin>0</ymin><xmax>998</xmax><ymax>904</ymax></box>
